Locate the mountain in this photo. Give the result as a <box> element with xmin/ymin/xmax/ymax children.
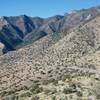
<box><xmin>0</xmin><ymin>6</ymin><xmax>100</xmax><ymax>53</ymax></box>
<box><xmin>0</xmin><ymin>6</ymin><xmax>100</xmax><ymax>99</ymax></box>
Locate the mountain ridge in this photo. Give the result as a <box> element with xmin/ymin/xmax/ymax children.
<box><xmin>0</xmin><ymin>6</ymin><xmax>100</xmax><ymax>53</ymax></box>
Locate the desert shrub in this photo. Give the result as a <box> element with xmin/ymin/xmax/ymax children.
<box><xmin>22</xmin><ymin>86</ymin><xmax>29</xmax><ymax>90</ymax></box>
<box><xmin>44</xmin><ymin>89</ymin><xmax>51</xmax><ymax>95</ymax></box>
<box><xmin>48</xmin><ymin>78</ymin><xmax>58</xmax><ymax>86</ymax></box>
<box><xmin>0</xmin><ymin>90</ymin><xmax>16</xmax><ymax>97</ymax></box>
<box><xmin>63</xmin><ymin>86</ymin><xmax>77</xmax><ymax>94</ymax></box>
<box><xmin>30</xmin><ymin>84</ymin><xmax>39</xmax><ymax>92</ymax></box>
<box><xmin>76</xmin><ymin>91</ymin><xmax>83</xmax><ymax>97</ymax></box>
<box><xmin>97</xmin><ymin>95</ymin><xmax>100</xmax><ymax>99</ymax></box>
<box><xmin>20</xmin><ymin>92</ymin><xmax>31</xmax><ymax>97</ymax></box>
<box><xmin>53</xmin><ymin>80</ymin><xmax>58</xmax><ymax>86</ymax></box>
<box><xmin>7</xmin><ymin>90</ymin><xmax>16</xmax><ymax>96</ymax></box>
<box><xmin>52</xmin><ymin>96</ymin><xmax>56</xmax><ymax>100</ymax></box>
<box><xmin>0</xmin><ymin>91</ymin><xmax>7</xmax><ymax>97</ymax></box>
<box><xmin>62</xmin><ymin>74</ymin><xmax>71</xmax><ymax>82</ymax></box>
<box><xmin>30</xmin><ymin>84</ymin><xmax>43</xmax><ymax>94</ymax></box>
<box><xmin>44</xmin><ymin>88</ymin><xmax>57</xmax><ymax>95</ymax></box>
<box><xmin>42</xmin><ymin>80</ymin><xmax>49</xmax><ymax>85</ymax></box>
<box><xmin>31</xmin><ymin>96</ymin><xmax>39</xmax><ymax>100</ymax></box>
<box><xmin>51</xmin><ymin>89</ymin><xmax>57</xmax><ymax>94</ymax></box>
<box><xmin>33</xmin><ymin>80</ymin><xmax>40</xmax><ymax>83</ymax></box>
<box><xmin>49</xmin><ymin>78</ymin><xmax>56</xmax><ymax>83</ymax></box>
<box><xmin>34</xmin><ymin>87</ymin><xmax>43</xmax><ymax>94</ymax></box>
<box><xmin>8</xmin><ymin>94</ymin><xmax>16</xmax><ymax>100</ymax></box>
<box><xmin>1</xmin><ymin>94</ymin><xmax>18</xmax><ymax>100</ymax></box>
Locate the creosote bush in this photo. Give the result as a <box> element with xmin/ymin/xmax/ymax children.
<box><xmin>30</xmin><ymin>84</ymin><xmax>43</xmax><ymax>94</ymax></box>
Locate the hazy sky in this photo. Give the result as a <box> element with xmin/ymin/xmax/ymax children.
<box><xmin>0</xmin><ymin>0</ymin><xmax>100</xmax><ymax>17</ymax></box>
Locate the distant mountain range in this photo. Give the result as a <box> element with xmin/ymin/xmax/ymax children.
<box><xmin>0</xmin><ymin>6</ymin><xmax>100</xmax><ymax>53</ymax></box>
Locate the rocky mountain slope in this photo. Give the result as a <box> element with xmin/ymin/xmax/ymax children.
<box><xmin>0</xmin><ymin>6</ymin><xmax>100</xmax><ymax>53</ymax></box>
<box><xmin>0</xmin><ymin>11</ymin><xmax>100</xmax><ymax>100</ymax></box>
